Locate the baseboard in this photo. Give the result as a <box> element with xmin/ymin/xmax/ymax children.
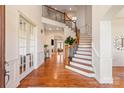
<box><xmin>97</xmin><ymin>77</ymin><xmax>113</xmax><ymax>84</ymax></box>
<box><xmin>34</xmin><ymin>61</ymin><xmax>44</xmax><ymax>69</ymax></box>
<box><xmin>6</xmin><ymin>80</ymin><xmax>20</xmax><ymax>88</ymax></box>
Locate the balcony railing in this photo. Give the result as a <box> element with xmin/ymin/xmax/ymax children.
<box><xmin>42</xmin><ymin>5</ymin><xmax>76</xmax><ymax>31</ymax></box>
<box><xmin>42</xmin><ymin>5</ymin><xmax>65</xmax><ymax>23</ymax></box>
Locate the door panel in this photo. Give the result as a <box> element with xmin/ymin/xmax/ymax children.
<box><xmin>0</xmin><ymin>5</ymin><xmax>5</xmax><ymax>88</ymax></box>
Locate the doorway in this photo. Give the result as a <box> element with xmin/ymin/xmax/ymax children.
<box><xmin>19</xmin><ymin>15</ymin><xmax>35</xmax><ymax>80</ymax></box>
<box><xmin>0</xmin><ymin>5</ymin><xmax>5</xmax><ymax>88</ymax></box>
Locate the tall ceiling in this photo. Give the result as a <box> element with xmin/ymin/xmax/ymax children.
<box><xmin>114</xmin><ymin>8</ymin><xmax>124</xmax><ymax>19</ymax></box>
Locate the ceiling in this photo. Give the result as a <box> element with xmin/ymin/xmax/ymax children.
<box><xmin>114</xmin><ymin>8</ymin><xmax>124</xmax><ymax>19</ymax></box>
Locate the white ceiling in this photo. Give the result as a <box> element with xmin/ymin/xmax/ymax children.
<box><xmin>114</xmin><ymin>8</ymin><xmax>124</xmax><ymax>19</ymax></box>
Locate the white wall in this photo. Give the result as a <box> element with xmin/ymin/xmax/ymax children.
<box><xmin>92</xmin><ymin>5</ymin><xmax>113</xmax><ymax>84</ymax></box>
<box><xmin>76</xmin><ymin>6</ymin><xmax>85</xmax><ymax>33</ymax></box>
<box><xmin>112</xmin><ymin>18</ymin><xmax>124</xmax><ymax>66</ymax></box>
<box><xmin>44</xmin><ymin>30</ymin><xmax>65</xmax><ymax>56</ymax></box>
<box><xmin>5</xmin><ymin>5</ymin><xmax>44</xmax><ymax>87</ymax></box>
<box><xmin>76</xmin><ymin>6</ymin><xmax>92</xmax><ymax>34</ymax></box>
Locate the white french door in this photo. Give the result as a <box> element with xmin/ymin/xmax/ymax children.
<box><xmin>19</xmin><ymin>16</ymin><xmax>35</xmax><ymax>80</ymax></box>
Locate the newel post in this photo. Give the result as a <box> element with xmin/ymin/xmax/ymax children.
<box><xmin>65</xmin><ymin>45</ymin><xmax>69</xmax><ymax>65</ymax></box>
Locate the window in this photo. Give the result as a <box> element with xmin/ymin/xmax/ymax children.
<box><xmin>19</xmin><ymin>16</ymin><xmax>35</xmax><ymax>78</ymax></box>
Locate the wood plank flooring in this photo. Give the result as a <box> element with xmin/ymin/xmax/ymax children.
<box><xmin>18</xmin><ymin>52</ymin><xmax>124</xmax><ymax>88</ymax></box>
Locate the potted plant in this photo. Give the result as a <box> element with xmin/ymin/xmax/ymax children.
<box><xmin>64</xmin><ymin>36</ymin><xmax>76</xmax><ymax>46</ymax></box>
<box><xmin>44</xmin><ymin>44</ymin><xmax>49</xmax><ymax>59</ymax></box>
<box><xmin>64</xmin><ymin>36</ymin><xmax>76</xmax><ymax>60</ymax></box>
<box><xmin>44</xmin><ymin>44</ymin><xmax>48</xmax><ymax>50</ymax></box>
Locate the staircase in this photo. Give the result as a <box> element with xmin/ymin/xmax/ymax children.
<box><xmin>66</xmin><ymin>34</ymin><xmax>95</xmax><ymax>78</ymax></box>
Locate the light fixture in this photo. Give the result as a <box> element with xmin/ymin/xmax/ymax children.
<box><xmin>69</xmin><ymin>8</ymin><xmax>72</xmax><ymax>10</ymax></box>
<box><xmin>72</xmin><ymin>17</ymin><xmax>77</xmax><ymax>20</ymax></box>
<box><xmin>55</xmin><ymin>8</ymin><xmax>57</xmax><ymax>10</ymax></box>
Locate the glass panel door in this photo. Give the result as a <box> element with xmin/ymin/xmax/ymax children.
<box><xmin>19</xmin><ymin>16</ymin><xmax>35</xmax><ymax>79</ymax></box>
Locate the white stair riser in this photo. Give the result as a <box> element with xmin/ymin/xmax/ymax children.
<box><xmin>80</xmin><ymin>41</ymin><xmax>91</xmax><ymax>43</ymax></box>
<box><xmin>78</xmin><ymin>45</ymin><xmax>91</xmax><ymax>47</ymax></box>
<box><xmin>80</xmin><ymin>39</ymin><xmax>91</xmax><ymax>40</ymax></box>
<box><xmin>74</xmin><ymin>54</ymin><xmax>92</xmax><ymax>59</ymax></box>
<box><xmin>79</xmin><ymin>41</ymin><xmax>91</xmax><ymax>45</ymax></box>
<box><xmin>79</xmin><ymin>42</ymin><xmax>91</xmax><ymax>45</ymax></box>
<box><xmin>80</xmin><ymin>38</ymin><xmax>91</xmax><ymax>40</ymax></box>
<box><xmin>80</xmin><ymin>38</ymin><xmax>92</xmax><ymax>41</ymax></box>
<box><xmin>66</xmin><ymin>66</ymin><xmax>95</xmax><ymax>78</ymax></box>
<box><xmin>76</xmin><ymin>51</ymin><xmax>91</xmax><ymax>55</ymax></box>
<box><xmin>80</xmin><ymin>36</ymin><xmax>91</xmax><ymax>38</ymax></box>
<box><xmin>78</xmin><ymin>48</ymin><xmax>91</xmax><ymax>51</ymax></box>
<box><xmin>79</xmin><ymin>41</ymin><xmax>91</xmax><ymax>44</ymax></box>
<box><xmin>72</xmin><ymin>58</ymin><xmax>91</xmax><ymax>64</ymax></box>
<box><xmin>70</xmin><ymin>62</ymin><xmax>93</xmax><ymax>71</ymax></box>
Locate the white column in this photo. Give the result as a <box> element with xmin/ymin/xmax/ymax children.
<box><xmin>98</xmin><ymin>20</ymin><xmax>113</xmax><ymax>84</ymax></box>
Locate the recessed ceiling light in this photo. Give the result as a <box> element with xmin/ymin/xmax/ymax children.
<box><xmin>69</xmin><ymin>8</ymin><xmax>72</xmax><ymax>10</ymax></box>
<box><xmin>55</xmin><ymin>8</ymin><xmax>57</xmax><ymax>10</ymax></box>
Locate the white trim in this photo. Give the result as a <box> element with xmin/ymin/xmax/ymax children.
<box><xmin>92</xmin><ymin>45</ymin><xmax>99</xmax><ymax>80</ymax></box>
<box><xmin>92</xmin><ymin>45</ymin><xmax>99</xmax><ymax>57</ymax></box>
<box><xmin>97</xmin><ymin>78</ymin><xmax>113</xmax><ymax>84</ymax></box>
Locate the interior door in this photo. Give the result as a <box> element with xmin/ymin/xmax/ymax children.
<box><xmin>19</xmin><ymin>16</ymin><xmax>35</xmax><ymax>80</ymax></box>
<box><xmin>0</xmin><ymin>5</ymin><xmax>5</xmax><ymax>88</ymax></box>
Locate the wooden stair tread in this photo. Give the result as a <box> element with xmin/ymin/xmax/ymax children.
<box><xmin>75</xmin><ymin>53</ymin><xmax>92</xmax><ymax>56</ymax></box>
<box><xmin>74</xmin><ymin>57</ymin><xmax>92</xmax><ymax>61</ymax></box>
<box><xmin>78</xmin><ymin>47</ymin><xmax>92</xmax><ymax>48</ymax></box>
<box><xmin>69</xmin><ymin>65</ymin><xmax>94</xmax><ymax>73</ymax></box>
<box><xmin>71</xmin><ymin>61</ymin><xmax>92</xmax><ymax>67</ymax></box>
<box><xmin>77</xmin><ymin>50</ymin><xmax>92</xmax><ymax>52</ymax></box>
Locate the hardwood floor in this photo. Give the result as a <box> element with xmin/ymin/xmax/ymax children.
<box><xmin>18</xmin><ymin>52</ymin><xmax>124</xmax><ymax>88</ymax></box>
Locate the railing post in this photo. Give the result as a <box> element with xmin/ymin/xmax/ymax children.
<box><xmin>64</xmin><ymin>12</ymin><xmax>66</xmax><ymax>23</ymax></box>
<box><xmin>65</xmin><ymin>45</ymin><xmax>69</xmax><ymax>65</ymax></box>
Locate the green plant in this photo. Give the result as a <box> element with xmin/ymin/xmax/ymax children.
<box><xmin>44</xmin><ymin>44</ymin><xmax>48</xmax><ymax>48</ymax></box>
<box><xmin>64</xmin><ymin>36</ymin><xmax>76</xmax><ymax>45</ymax></box>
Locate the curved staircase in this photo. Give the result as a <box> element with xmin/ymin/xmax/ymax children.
<box><xmin>66</xmin><ymin>34</ymin><xmax>95</xmax><ymax>78</ymax></box>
